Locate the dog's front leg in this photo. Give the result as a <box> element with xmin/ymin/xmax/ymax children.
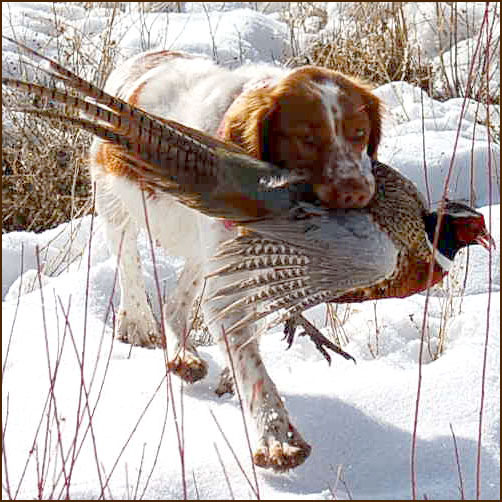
<box><xmin>209</xmin><ymin>308</ymin><xmax>311</xmax><ymax>472</ymax></box>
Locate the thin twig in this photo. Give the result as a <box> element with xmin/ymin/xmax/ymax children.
<box><xmin>138</xmin><ymin>397</ymin><xmax>170</xmax><ymax>500</ymax></box>
<box><xmin>449</xmin><ymin>423</ymin><xmax>465</xmax><ymax>499</ymax></box>
<box><xmin>140</xmin><ymin>190</ymin><xmax>188</xmax><ymax>499</ymax></box>
<box><xmin>2</xmin><ymin>396</ymin><xmax>12</xmax><ymax>500</ymax></box>
<box><xmin>57</xmin><ymin>297</ymin><xmax>106</xmax><ymax>497</ymax></box>
<box><xmin>209</xmin><ymin>409</ymin><xmax>258</xmax><ymax>499</ymax></box>
<box><xmin>2</xmin><ymin>242</ymin><xmax>25</xmax><ymax>376</ymax></box>
<box><xmin>99</xmin><ymin>374</ymin><xmax>167</xmax><ymax>499</ymax></box>
<box><xmin>35</xmin><ymin>245</ymin><xmax>69</xmax><ymax>497</ymax></box>
<box><xmin>53</xmin><ymin>247</ymin><xmax>118</xmax><ymax>499</ymax></box>
<box><xmin>132</xmin><ymin>443</ymin><xmax>147</xmax><ymax>500</ymax></box>
<box><xmin>192</xmin><ymin>470</ymin><xmax>201</xmax><ymax>500</ymax></box>
<box><xmin>220</xmin><ymin>326</ymin><xmax>261</xmax><ymax>499</ymax></box>
<box><xmin>214</xmin><ymin>441</ymin><xmax>235</xmax><ymax>500</ymax></box>
<box><xmin>476</xmin><ymin>6</ymin><xmax>494</xmax><ymax>498</ymax></box>
<box><xmin>410</xmin><ymin>7</ymin><xmax>490</xmax><ymax>498</ymax></box>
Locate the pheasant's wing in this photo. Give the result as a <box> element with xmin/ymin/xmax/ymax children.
<box><xmin>2</xmin><ymin>37</ymin><xmax>305</xmax><ymax>221</ymax></box>
<box><xmin>207</xmin><ymin>208</ymin><xmax>399</xmax><ymax>333</ymax></box>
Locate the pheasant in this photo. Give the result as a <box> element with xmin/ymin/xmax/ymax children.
<box><xmin>3</xmin><ymin>38</ymin><xmax>495</xmax><ymax>471</ymax></box>
<box><xmin>282</xmin><ymin>196</ymin><xmax>496</xmax><ymax>362</ymax></box>
<box><xmin>203</xmin><ymin>164</ymin><xmax>495</xmax><ymax>333</ymax></box>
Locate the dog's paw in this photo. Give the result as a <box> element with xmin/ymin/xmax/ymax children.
<box><xmin>116</xmin><ymin>311</ymin><xmax>164</xmax><ymax>348</ymax></box>
<box><xmin>253</xmin><ymin>425</ymin><xmax>311</xmax><ymax>472</ymax></box>
<box><xmin>167</xmin><ymin>350</ymin><xmax>208</xmax><ymax>384</ymax></box>
<box><xmin>214</xmin><ymin>367</ymin><xmax>235</xmax><ymax>396</ymax></box>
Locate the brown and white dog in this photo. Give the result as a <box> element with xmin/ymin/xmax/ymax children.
<box><xmin>90</xmin><ymin>50</ymin><xmax>383</xmax><ymax>471</ymax></box>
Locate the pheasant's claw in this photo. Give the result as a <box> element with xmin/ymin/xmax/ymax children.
<box><xmin>283</xmin><ymin>318</ymin><xmax>297</xmax><ymax>349</ymax></box>
<box><xmin>283</xmin><ymin>314</ymin><xmax>356</xmax><ymax>365</ymax></box>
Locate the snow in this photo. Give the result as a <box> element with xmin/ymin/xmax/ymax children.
<box><xmin>374</xmin><ymin>81</ymin><xmax>499</xmax><ymax>208</ymax></box>
<box><xmin>431</xmin><ymin>34</ymin><xmax>501</xmax><ymax>102</ymax></box>
<box><xmin>105</xmin><ymin>8</ymin><xmax>291</xmax><ymax>65</ymax></box>
<box><xmin>402</xmin><ymin>3</ymin><xmax>495</xmax><ymax>59</ymax></box>
<box><xmin>2</xmin><ymin>2</ymin><xmax>500</xmax><ymax>500</ymax></box>
<box><xmin>2</xmin><ymin>3</ymin><xmax>291</xmax><ymax>69</ymax></box>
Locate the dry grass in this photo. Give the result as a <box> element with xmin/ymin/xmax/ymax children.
<box><xmin>298</xmin><ymin>3</ymin><xmax>434</xmax><ymax>92</ymax></box>
<box><xmin>2</xmin><ymin>113</ymin><xmax>93</xmax><ymax>232</ymax></box>
<box><xmin>2</xmin><ymin>1</ymin><xmax>123</xmax><ymax>233</ymax></box>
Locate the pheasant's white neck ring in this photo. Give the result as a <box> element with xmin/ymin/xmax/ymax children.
<box><xmin>424</xmin><ymin>232</ymin><xmax>454</xmax><ymax>272</ymax></box>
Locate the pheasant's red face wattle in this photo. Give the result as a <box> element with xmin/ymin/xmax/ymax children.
<box><xmin>455</xmin><ymin>215</ymin><xmax>496</xmax><ymax>251</ymax></box>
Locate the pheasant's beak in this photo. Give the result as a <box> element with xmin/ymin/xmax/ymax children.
<box><xmin>476</xmin><ymin>229</ymin><xmax>496</xmax><ymax>251</ymax></box>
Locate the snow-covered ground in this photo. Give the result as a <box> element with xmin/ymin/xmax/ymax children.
<box><xmin>2</xmin><ymin>2</ymin><xmax>500</xmax><ymax>500</ymax></box>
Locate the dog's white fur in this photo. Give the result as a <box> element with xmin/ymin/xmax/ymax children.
<box><xmin>107</xmin><ymin>52</ymin><xmax>285</xmax><ymax>137</ymax></box>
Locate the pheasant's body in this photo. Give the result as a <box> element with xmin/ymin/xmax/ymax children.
<box><xmin>332</xmin><ymin>161</ymin><xmax>494</xmax><ymax>303</ymax></box>
<box><xmin>327</xmin><ymin>161</ymin><xmax>444</xmax><ymax>303</ymax></box>
<box><xmin>3</xmin><ymin>38</ymin><xmax>494</xmax><ymax>474</ymax></box>
<box><xmin>335</xmin><ymin>256</ymin><xmax>446</xmax><ymax>303</ymax></box>
<box><xmin>203</xmin><ymin>159</ymin><xmax>495</xmax><ymax>334</ymax></box>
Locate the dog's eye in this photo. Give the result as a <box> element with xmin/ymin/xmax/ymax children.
<box><xmin>349</xmin><ymin>128</ymin><xmax>367</xmax><ymax>143</ymax></box>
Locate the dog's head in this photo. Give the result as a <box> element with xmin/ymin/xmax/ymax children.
<box><xmin>220</xmin><ymin>66</ymin><xmax>382</xmax><ymax>208</ymax></box>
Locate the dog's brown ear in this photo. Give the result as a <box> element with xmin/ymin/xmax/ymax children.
<box><xmin>257</xmin><ymin>101</ymin><xmax>280</xmax><ymax>163</ymax></box>
<box><xmin>219</xmin><ymin>90</ymin><xmax>277</xmax><ymax>161</ymax></box>
<box><xmin>365</xmin><ymin>92</ymin><xmax>382</xmax><ymax>159</ymax></box>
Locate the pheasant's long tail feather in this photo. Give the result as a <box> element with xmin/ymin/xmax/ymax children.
<box><xmin>3</xmin><ymin>37</ymin><xmax>299</xmax><ymax>220</ymax></box>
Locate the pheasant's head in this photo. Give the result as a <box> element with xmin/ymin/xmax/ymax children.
<box><xmin>424</xmin><ymin>201</ymin><xmax>496</xmax><ymax>265</ymax></box>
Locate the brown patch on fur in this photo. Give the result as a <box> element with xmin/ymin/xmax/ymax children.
<box><xmin>93</xmin><ymin>140</ymin><xmax>157</xmax><ymax>196</ymax></box>
<box><xmin>128</xmin><ymin>80</ymin><xmax>147</xmax><ymax>109</ymax></box>
<box><xmin>250</xmin><ymin>378</ymin><xmax>264</xmax><ymax>414</ymax></box>
<box><xmin>136</xmin><ymin>50</ymin><xmax>199</xmax><ymax>74</ymax></box>
<box><xmin>94</xmin><ymin>140</ymin><xmax>135</xmax><ymax>177</ymax></box>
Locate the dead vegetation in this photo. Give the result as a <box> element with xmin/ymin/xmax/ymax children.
<box><xmin>290</xmin><ymin>2</ymin><xmax>434</xmax><ymax>93</ymax></box>
<box><xmin>2</xmin><ymin>114</ymin><xmax>92</xmax><ymax>232</ymax></box>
